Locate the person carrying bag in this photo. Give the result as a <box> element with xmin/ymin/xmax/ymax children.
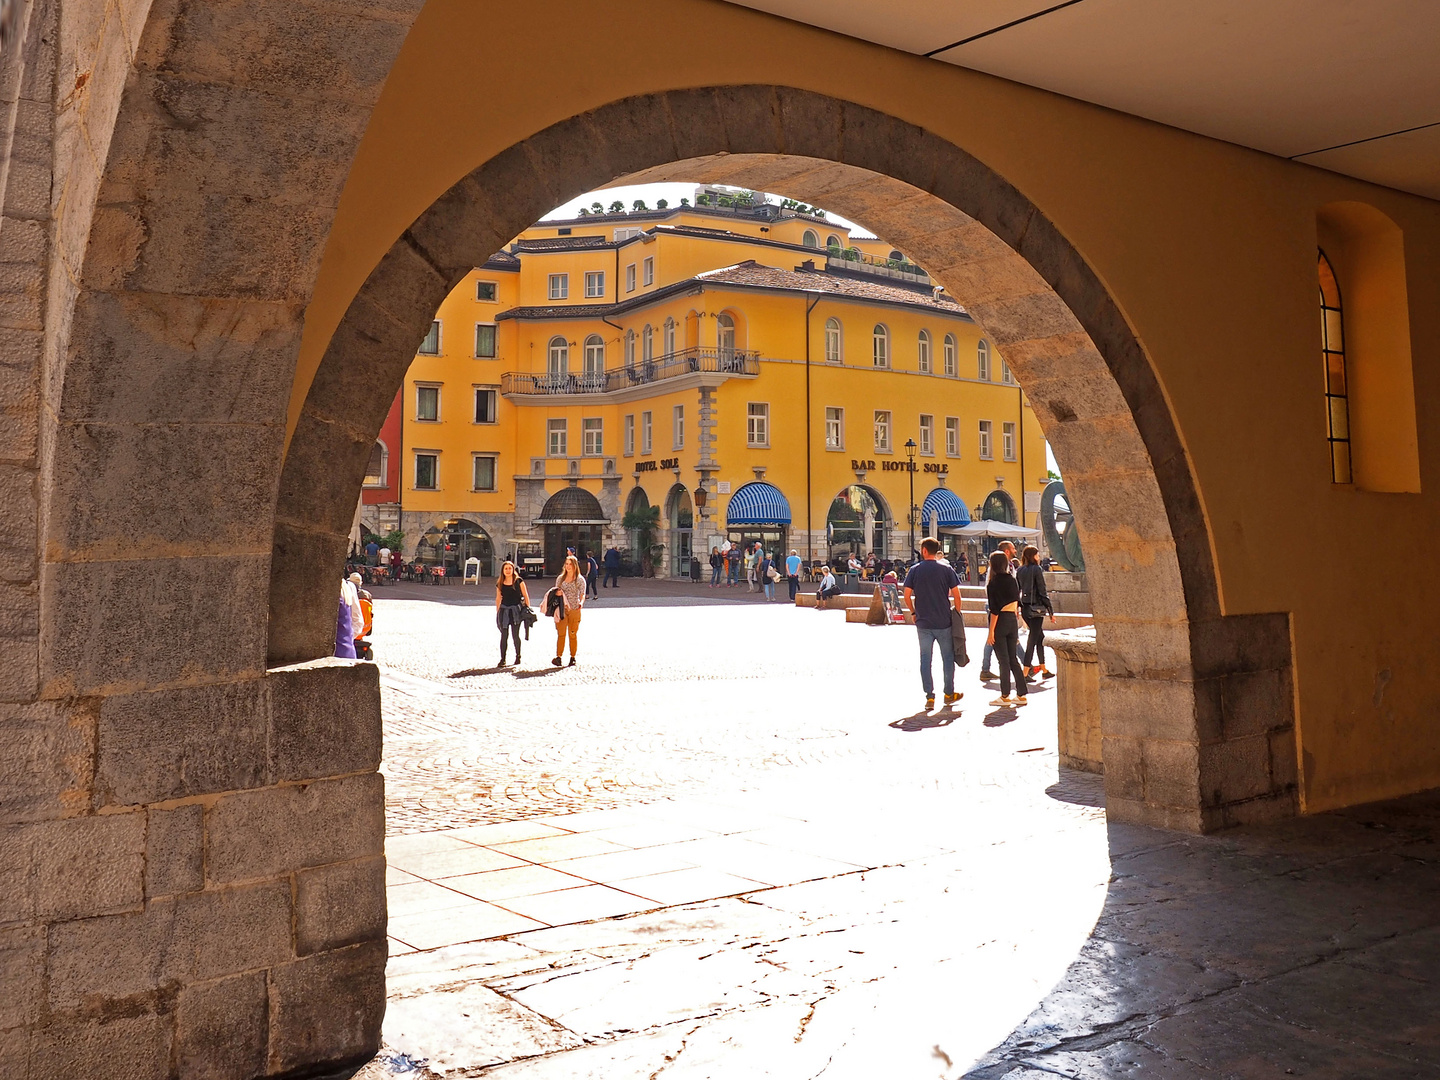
<box><xmin>1017</xmin><ymin>545</ymin><xmax>1055</xmax><ymax>679</ymax></box>
<box><xmin>495</xmin><ymin>560</ymin><xmax>531</xmax><ymax>667</ymax></box>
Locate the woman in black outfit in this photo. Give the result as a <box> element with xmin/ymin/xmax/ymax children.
<box><xmin>1016</xmin><ymin>544</ymin><xmax>1054</xmax><ymax>679</ymax></box>
<box><xmin>985</xmin><ymin>549</ymin><xmax>1028</xmax><ymax>705</ymax></box>
<box><xmin>495</xmin><ymin>560</ymin><xmax>531</xmax><ymax>666</ymax></box>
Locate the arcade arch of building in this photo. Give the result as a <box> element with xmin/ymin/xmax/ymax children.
<box><xmin>8</xmin><ymin>0</ymin><xmax>1440</xmax><ymax>1073</ymax></box>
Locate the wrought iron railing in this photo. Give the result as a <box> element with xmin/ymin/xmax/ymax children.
<box><xmin>501</xmin><ymin>347</ymin><xmax>761</xmax><ymax>396</ymax></box>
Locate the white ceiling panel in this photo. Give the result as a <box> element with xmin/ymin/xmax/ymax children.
<box><xmin>724</xmin><ymin>0</ymin><xmax>1440</xmax><ymax>201</ymax></box>
<box><xmin>719</xmin><ymin>0</ymin><xmax>1055</xmax><ymax>56</ymax></box>
<box><xmin>1296</xmin><ymin>124</ymin><xmax>1440</xmax><ymax>202</ymax></box>
<box><xmin>935</xmin><ymin>0</ymin><xmax>1440</xmax><ymax>159</ymax></box>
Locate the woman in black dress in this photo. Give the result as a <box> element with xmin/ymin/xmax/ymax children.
<box><xmin>495</xmin><ymin>560</ymin><xmax>531</xmax><ymax>666</ymax></box>
<box><xmin>985</xmin><ymin>550</ymin><xmax>1028</xmax><ymax>705</ymax></box>
<box><xmin>1016</xmin><ymin>544</ymin><xmax>1054</xmax><ymax>678</ymax></box>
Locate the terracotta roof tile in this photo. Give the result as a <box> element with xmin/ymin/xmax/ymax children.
<box><xmin>699</xmin><ymin>261</ymin><xmax>965</xmax><ymax>313</ymax></box>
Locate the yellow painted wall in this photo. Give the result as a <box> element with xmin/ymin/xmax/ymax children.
<box><xmin>395</xmin><ymin>223</ymin><xmax>1041</xmax><ymax>537</ymax></box>
<box><xmin>291</xmin><ymin>0</ymin><xmax>1440</xmax><ymax>813</ymax></box>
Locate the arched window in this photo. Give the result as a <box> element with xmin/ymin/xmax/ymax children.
<box><xmin>872</xmin><ymin>324</ymin><xmax>890</xmax><ymax>369</ymax></box>
<box><xmin>1320</xmin><ymin>250</ymin><xmax>1351</xmax><ymax>484</ymax></box>
<box><xmin>624</xmin><ymin>329</ymin><xmax>636</xmax><ymax>369</ymax></box>
<box><xmin>943</xmin><ymin>333</ymin><xmax>957</xmax><ymax>376</ymax></box>
<box><xmin>663</xmin><ymin>317</ymin><xmax>676</xmax><ymax>358</ymax></box>
<box><xmin>642</xmin><ymin>324</ymin><xmax>654</xmax><ymax>362</ymax></box>
<box><xmin>977</xmin><ymin>339</ymin><xmax>991</xmax><ymax>381</ymax></box>
<box><xmin>917</xmin><ymin>329</ymin><xmax>932</xmax><ymax>373</ymax></box>
<box><xmin>825</xmin><ymin>234</ymin><xmax>842</xmax><ymax>251</ymax></box>
<box><xmin>802</xmin><ymin>229</ymin><xmax>819</xmax><ymax>248</ymax></box>
<box><xmin>583</xmin><ymin>334</ymin><xmax>605</xmax><ymax>376</ymax></box>
<box><xmin>888</xmin><ymin>249</ymin><xmax>904</xmax><ymax>262</ymax></box>
<box><xmin>824</xmin><ymin>317</ymin><xmax>842</xmax><ymax>363</ymax></box>
<box><xmin>362</xmin><ymin>440</ymin><xmax>387</xmax><ymax>487</ymax></box>
<box><xmin>717</xmin><ymin>312</ymin><xmax>736</xmax><ymax>361</ymax></box>
<box><xmin>547</xmin><ymin>336</ymin><xmax>569</xmax><ymax>375</ymax></box>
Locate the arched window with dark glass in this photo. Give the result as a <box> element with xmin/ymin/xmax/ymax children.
<box><xmin>1319</xmin><ymin>250</ymin><xmax>1351</xmax><ymax>484</ymax></box>
<box><xmin>802</xmin><ymin>229</ymin><xmax>819</xmax><ymax>248</ymax></box>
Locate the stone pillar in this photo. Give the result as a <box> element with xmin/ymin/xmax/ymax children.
<box><xmin>1047</xmin><ymin>628</ymin><xmax>1102</xmax><ymax>773</ymax></box>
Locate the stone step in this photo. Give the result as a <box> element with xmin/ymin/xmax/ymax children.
<box><xmin>794</xmin><ymin>592</ymin><xmax>874</xmax><ymax>609</ymax></box>
<box><xmin>845</xmin><ymin>606</ymin><xmax>1094</xmax><ymax>629</ymax></box>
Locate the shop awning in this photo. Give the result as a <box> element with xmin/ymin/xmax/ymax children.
<box><xmin>726</xmin><ymin>481</ymin><xmax>792</xmax><ymax>526</ymax></box>
<box><xmin>921</xmin><ymin>487</ymin><xmax>971</xmax><ymax>531</ymax></box>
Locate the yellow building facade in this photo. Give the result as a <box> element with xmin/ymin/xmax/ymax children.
<box><xmin>366</xmin><ymin>196</ymin><xmax>1047</xmax><ymax>576</ymax></box>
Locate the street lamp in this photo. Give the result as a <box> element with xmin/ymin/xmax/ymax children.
<box><xmin>904</xmin><ymin>438</ymin><xmax>917</xmax><ymax>560</ymax></box>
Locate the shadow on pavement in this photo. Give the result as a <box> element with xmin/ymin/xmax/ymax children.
<box><xmin>448</xmin><ymin>666</ymin><xmax>509</xmax><ymax>678</ymax></box>
<box><xmin>964</xmin><ymin>790</ymin><xmax>1440</xmax><ymax>1077</ymax></box>
<box><xmin>889</xmin><ymin>712</ymin><xmax>957</xmax><ymax>732</ymax></box>
<box><xmin>512</xmin><ymin>667</ymin><xmax>568</xmax><ymax>680</ymax></box>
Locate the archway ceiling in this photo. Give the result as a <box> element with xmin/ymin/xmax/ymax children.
<box><xmin>722</xmin><ymin>0</ymin><xmax>1440</xmax><ymax>200</ymax></box>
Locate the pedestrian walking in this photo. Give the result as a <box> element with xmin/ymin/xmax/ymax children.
<box><xmin>785</xmin><ymin>548</ymin><xmax>801</xmax><ymax>602</ymax></box>
<box><xmin>709</xmin><ymin>546</ymin><xmax>723</xmax><ymax>587</ymax></box>
<box><xmin>603</xmin><ymin>545</ymin><xmax>621</xmax><ymax>588</ymax></box>
<box><xmin>903</xmin><ymin>537</ymin><xmax>964</xmax><ymax>710</ymax></box>
<box><xmin>759</xmin><ymin>550</ymin><xmax>775</xmax><ymax>601</ymax></box>
<box><xmin>550</xmin><ymin>554</ymin><xmax>586</xmax><ymax>667</ymax></box>
<box><xmin>495</xmin><ymin>560</ymin><xmax>531</xmax><ymax>667</ymax></box>
<box><xmin>745</xmin><ymin>542</ymin><xmax>760</xmax><ymax>592</ymax></box>
<box><xmin>585</xmin><ymin>551</ymin><xmax>600</xmax><ymax>599</ymax></box>
<box><xmin>343</xmin><ymin>573</ymin><xmax>365</xmax><ymax>636</ymax></box>
<box><xmin>334</xmin><ymin>577</ymin><xmax>357</xmax><ymax>659</ymax></box>
<box><xmin>1017</xmin><ymin>545</ymin><xmax>1055</xmax><ymax>678</ymax></box>
<box><xmin>985</xmin><ymin>550</ymin><xmax>1028</xmax><ymax>706</ymax></box>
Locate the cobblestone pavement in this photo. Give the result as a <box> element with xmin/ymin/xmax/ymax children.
<box><xmin>373</xmin><ymin>579</ymin><xmax>1072</xmax><ymax>834</ymax></box>
<box><xmin>360</xmin><ymin>585</ymin><xmax>1440</xmax><ymax>1079</ymax></box>
<box><xmin>361</xmin><ymin>583</ymin><xmax>1117</xmax><ymax>1077</ymax></box>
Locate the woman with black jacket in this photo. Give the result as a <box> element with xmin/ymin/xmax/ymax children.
<box><xmin>985</xmin><ymin>550</ymin><xmax>1028</xmax><ymax>706</ymax></box>
<box><xmin>494</xmin><ymin>560</ymin><xmax>531</xmax><ymax>667</ymax></box>
<box><xmin>1017</xmin><ymin>544</ymin><xmax>1054</xmax><ymax>679</ymax></box>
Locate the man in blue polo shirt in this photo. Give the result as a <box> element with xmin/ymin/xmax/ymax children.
<box><xmin>903</xmin><ymin>536</ymin><xmax>964</xmax><ymax>710</ymax></box>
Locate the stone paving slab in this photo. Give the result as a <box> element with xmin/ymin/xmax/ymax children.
<box><xmin>356</xmin><ymin>590</ymin><xmax>1440</xmax><ymax>1078</ymax></box>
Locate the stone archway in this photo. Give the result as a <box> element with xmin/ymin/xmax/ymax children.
<box><xmin>274</xmin><ymin>87</ymin><xmax>1293</xmax><ymax>834</ymax></box>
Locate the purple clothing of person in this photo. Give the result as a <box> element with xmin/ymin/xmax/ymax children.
<box><xmin>335</xmin><ymin>597</ymin><xmax>356</xmax><ymax>658</ymax></box>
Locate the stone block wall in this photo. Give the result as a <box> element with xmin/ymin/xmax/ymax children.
<box><xmin>1</xmin><ymin>660</ymin><xmax>386</xmax><ymax>1079</ymax></box>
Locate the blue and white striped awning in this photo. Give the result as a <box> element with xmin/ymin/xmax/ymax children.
<box><xmin>726</xmin><ymin>482</ymin><xmax>792</xmax><ymax>526</ymax></box>
<box><xmin>921</xmin><ymin>487</ymin><xmax>971</xmax><ymax>531</ymax></box>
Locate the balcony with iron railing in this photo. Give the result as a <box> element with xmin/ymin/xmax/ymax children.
<box><xmin>502</xmin><ymin>347</ymin><xmax>761</xmax><ymax>397</ymax></box>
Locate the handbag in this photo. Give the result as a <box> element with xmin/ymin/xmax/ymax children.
<box><xmin>767</xmin><ymin>566</ymin><xmax>781</xmax><ymax>582</ymax></box>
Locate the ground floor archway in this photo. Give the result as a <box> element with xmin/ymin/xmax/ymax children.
<box><xmin>827</xmin><ymin>483</ymin><xmax>890</xmax><ymax>561</ymax></box>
